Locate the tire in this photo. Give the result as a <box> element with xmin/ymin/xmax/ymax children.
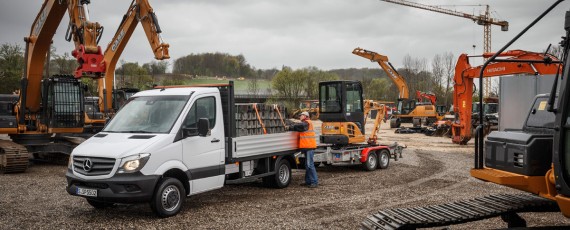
<box><xmin>412</xmin><ymin>118</ymin><xmax>421</xmax><ymax>127</ymax></box>
<box><xmin>150</xmin><ymin>177</ymin><xmax>185</xmax><ymax>218</ymax></box>
<box><xmin>86</xmin><ymin>199</ymin><xmax>114</xmax><ymax>209</ymax></box>
<box><xmin>377</xmin><ymin>149</ymin><xmax>390</xmax><ymax>169</ymax></box>
<box><xmin>264</xmin><ymin>159</ymin><xmax>292</xmax><ymax>189</ymax></box>
<box><xmin>362</xmin><ymin>152</ymin><xmax>378</xmax><ymax>171</ymax></box>
<box><xmin>390</xmin><ymin>118</ymin><xmax>400</xmax><ymax>128</ymax></box>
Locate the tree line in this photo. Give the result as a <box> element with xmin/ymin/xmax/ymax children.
<box><xmin>0</xmin><ymin>42</ymin><xmax>459</xmax><ymax>111</ymax></box>
<box><xmin>7</xmin><ymin>42</ymin><xmax>563</xmax><ymax>112</ymax></box>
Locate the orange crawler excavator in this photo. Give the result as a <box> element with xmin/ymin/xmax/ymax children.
<box><xmin>0</xmin><ymin>0</ymin><xmax>106</xmax><ymax>173</ymax></box>
<box><xmin>353</xmin><ymin>48</ymin><xmax>440</xmax><ymax>128</ymax></box>
<box><xmin>452</xmin><ymin>50</ymin><xmax>561</xmax><ymax>145</ymax></box>
<box><xmin>362</xmin><ymin>1</ymin><xmax>570</xmax><ymax>228</ymax></box>
<box><xmin>85</xmin><ymin>0</ymin><xmax>169</xmax><ymax>133</ymax></box>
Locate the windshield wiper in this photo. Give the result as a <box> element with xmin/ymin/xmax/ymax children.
<box><xmin>119</xmin><ymin>130</ymin><xmax>155</xmax><ymax>133</ymax></box>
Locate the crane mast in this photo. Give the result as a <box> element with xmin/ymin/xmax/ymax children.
<box><xmin>379</xmin><ymin>0</ymin><xmax>509</xmax><ymax>97</ymax></box>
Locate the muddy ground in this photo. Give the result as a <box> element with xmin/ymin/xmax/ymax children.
<box><xmin>1</xmin><ymin>121</ymin><xmax>570</xmax><ymax>229</ymax></box>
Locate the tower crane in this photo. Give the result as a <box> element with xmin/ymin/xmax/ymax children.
<box><xmin>379</xmin><ymin>0</ymin><xmax>509</xmax><ymax>97</ymax></box>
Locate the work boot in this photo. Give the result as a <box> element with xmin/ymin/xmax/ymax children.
<box><xmin>299</xmin><ymin>183</ymin><xmax>308</xmax><ymax>186</ymax></box>
<box><xmin>308</xmin><ymin>184</ymin><xmax>318</xmax><ymax>188</ymax></box>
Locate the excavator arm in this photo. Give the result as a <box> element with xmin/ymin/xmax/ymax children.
<box><xmin>353</xmin><ymin>48</ymin><xmax>409</xmax><ymax>99</ymax></box>
<box><xmin>363</xmin><ymin>100</ymin><xmax>386</xmax><ymax>144</ymax></box>
<box><xmin>452</xmin><ymin>50</ymin><xmax>561</xmax><ymax>144</ymax></box>
<box><xmin>66</xmin><ymin>0</ymin><xmax>105</xmax><ymax>78</ymax></box>
<box><xmin>21</xmin><ymin>0</ymin><xmax>104</xmax><ymax>122</ymax></box>
<box><xmin>98</xmin><ymin>0</ymin><xmax>169</xmax><ymax>114</ymax></box>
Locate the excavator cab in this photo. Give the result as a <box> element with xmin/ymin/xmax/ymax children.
<box><xmin>112</xmin><ymin>87</ymin><xmax>140</xmax><ymax>111</ymax></box>
<box><xmin>40</xmin><ymin>75</ymin><xmax>85</xmax><ymax>130</ymax></box>
<box><xmin>319</xmin><ymin>81</ymin><xmax>365</xmax><ymax>145</ymax></box>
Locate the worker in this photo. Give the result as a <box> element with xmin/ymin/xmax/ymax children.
<box><xmin>289</xmin><ymin>111</ymin><xmax>318</xmax><ymax>188</ymax></box>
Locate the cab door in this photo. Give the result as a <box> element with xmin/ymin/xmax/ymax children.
<box><xmin>180</xmin><ymin>93</ymin><xmax>225</xmax><ymax>194</ymax></box>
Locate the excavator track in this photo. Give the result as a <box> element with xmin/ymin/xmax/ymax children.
<box><xmin>361</xmin><ymin>193</ymin><xmax>559</xmax><ymax>230</ymax></box>
<box><xmin>0</xmin><ymin>140</ymin><xmax>29</xmax><ymax>174</ymax></box>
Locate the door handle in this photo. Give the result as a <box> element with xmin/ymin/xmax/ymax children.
<box><xmin>211</xmin><ymin>138</ymin><xmax>220</xmax><ymax>143</ymax></box>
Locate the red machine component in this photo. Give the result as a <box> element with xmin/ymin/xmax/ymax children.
<box><xmin>72</xmin><ymin>44</ymin><xmax>105</xmax><ymax>78</ymax></box>
<box><xmin>452</xmin><ymin>50</ymin><xmax>561</xmax><ymax>144</ymax></box>
<box><xmin>416</xmin><ymin>90</ymin><xmax>437</xmax><ymax>105</ymax></box>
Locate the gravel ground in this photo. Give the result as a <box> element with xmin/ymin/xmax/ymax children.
<box><xmin>1</xmin><ymin>122</ymin><xmax>570</xmax><ymax>229</ymax></box>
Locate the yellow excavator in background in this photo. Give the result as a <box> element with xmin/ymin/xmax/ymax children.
<box><xmin>352</xmin><ymin>48</ymin><xmax>440</xmax><ymax>128</ymax></box>
<box><xmin>85</xmin><ymin>0</ymin><xmax>169</xmax><ymax>133</ymax></box>
<box><xmin>291</xmin><ymin>100</ymin><xmax>319</xmax><ymax>120</ymax></box>
<box><xmin>319</xmin><ymin>80</ymin><xmax>387</xmax><ymax>145</ymax></box>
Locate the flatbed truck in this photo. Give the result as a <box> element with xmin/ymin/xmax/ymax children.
<box><xmin>66</xmin><ymin>82</ymin><xmax>299</xmax><ymax>217</ymax></box>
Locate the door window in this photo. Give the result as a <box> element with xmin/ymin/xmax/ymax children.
<box><xmin>183</xmin><ymin>97</ymin><xmax>217</xmax><ymax>135</ymax></box>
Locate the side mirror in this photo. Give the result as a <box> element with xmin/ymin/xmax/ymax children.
<box><xmin>197</xmin><ymin>118</ymin><xmax>210</xmax><ymax>137</ymax></box>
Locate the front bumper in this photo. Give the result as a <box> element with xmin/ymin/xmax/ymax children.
<box><xmin>66</xmin><ymin>169</ymin><xmax>160</xmax><ymax>203</ymax></box>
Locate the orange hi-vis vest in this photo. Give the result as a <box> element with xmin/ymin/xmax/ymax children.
<box><xmin>299</xmin><ymin>120</ymin><xmax>317</xmax><ymax>149</ymax></box>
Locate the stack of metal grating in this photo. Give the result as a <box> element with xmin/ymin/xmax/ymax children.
<box><xmin>235</xmin><ymin>103</ymin><xmax>287</xmax><ymax>137</ymax></box>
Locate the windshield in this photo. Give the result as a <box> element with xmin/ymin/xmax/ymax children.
<box><xmin>104</xmin><ymin>95</ymin><xmax>189</xmax><ymax>133</ymax></box>
<box><xmin>320</xmin><ymin>83</ymin><xmax>341</xmax><ymax>113</ymax></box>
<box><xmin>485</xmin><ymin>103</ymin><xmax>499</xmax><ymax>114</ymax></box>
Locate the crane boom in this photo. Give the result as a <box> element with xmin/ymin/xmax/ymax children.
<box><xmin>379</xmin><ymin>0</ymin><xmax>509</xmax><ymax>97</ymax></box>
<box><xmin>380</xmin><ymin>0</ymin><xmax>508</xmax><ymax>30</ymax></box>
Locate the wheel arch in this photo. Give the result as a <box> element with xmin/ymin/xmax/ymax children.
<box><xmin>162</xmin><ymin>168</ymin><xmax>190</xmax><ymax>196</ymax></box>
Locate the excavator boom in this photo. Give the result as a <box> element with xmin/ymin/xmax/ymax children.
<box><xmin>353</xmin><ymin>48</ymin><xmax>409</xmax><ymax>99</ymax></box>
<box><xmin>99</xmin><ymin>0</ymin><xmax>169</xmax><ymax>114</ymax></box>
<box><xmin>452</xmin><ymin>50</ymin><xmax>561</xmax><ymax>144</ymax></box>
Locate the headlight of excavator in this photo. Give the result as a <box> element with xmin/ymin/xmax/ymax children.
<box><xmin>118</xmin><ymin>153</ymin><xmax>151</xmax><ymax>173</ymax></box>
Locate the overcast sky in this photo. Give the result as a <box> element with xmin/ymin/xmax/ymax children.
<box><xmin>0</xmin><ymin>0</ymin><xmax>568</xmax><ymax>71</ymax></box>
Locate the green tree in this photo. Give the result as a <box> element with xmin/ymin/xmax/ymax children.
<box><xmin>0</xmin><ymin>43</ymin><xmax>24</xmax><ymax>94</ymax></box>
<box><xmin>50</xmin><ymin>52</ymin><xmax>77</xmax><ymax>75</ymax></box>
<box><xmin>304</xmin><ymin>67</ymin><xmax>339</xmax><ymax>99</ymax></box>
<box><xmin>143</xmin><ymin>60</ymin><xmax>169</xmax><ymax>82</ymax></box>
<box><xmin>117</xmin><ymin>61</ymin><xmax>152</xmax><ymax>89</ymax></box>
<box><xmin>271</xmin><ymin>66</ymin><xmax>306</xmax><ymax>111</ymax></box>
<box><xmin>173</xmin><ymin>52</ymin><xmax>257</xmax><ymax>78</ymax></box>
<box><xmin>363</xmin><ymin>78</ymin><xmax>391</xmax><ymax>101</ymax></box>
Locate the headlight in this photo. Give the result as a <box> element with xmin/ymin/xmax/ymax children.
<box><xmin>118</xmin><ymin>153</ymin><xmax>151</xmax><ymax>173</ymax></box>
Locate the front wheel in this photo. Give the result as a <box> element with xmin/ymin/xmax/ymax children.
<box><xmin>150</xmin><ymin>177</ymin><xmax>185</xmax><ymax>218</ymax></box>
<box><xmin>377</xmin><ymin>150</ymin><xmax>390</xmax><ymax>169</ymax></box>
<box><xmin>362</xmin><ymin>152</ymin><xmax>378</xmax><ymax>171</ymax></box>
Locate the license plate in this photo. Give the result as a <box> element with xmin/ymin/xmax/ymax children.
<box><xmin>76</xmin><ymin>187</ymin><xmax>97</xmax><ymax>197</ymax></box>
<box><xmin>334</xmin><ymin>153</ymin><xmax>341</xmax><ymax>161</ymax></box>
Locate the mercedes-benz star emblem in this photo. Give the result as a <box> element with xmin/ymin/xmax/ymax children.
<box><xmin>83</xmin><ymin>159</ymin><xmax>93</xmax><ymax>172</ymax></box>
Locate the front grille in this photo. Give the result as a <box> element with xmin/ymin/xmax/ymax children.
<box><xmin>73</xmin><ymin>156</ymin><xmax>116</xmax><ymax>176</ymax></box>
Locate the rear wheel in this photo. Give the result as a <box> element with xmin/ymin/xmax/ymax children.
<box><xmin>263</xmin><ymin>159</ymin><xmax>292</xmax><ymax>188</ymax></box>
<box><xmin>362</xmin><ymin>152</ymin><xmax>377</xmax><ymax>171</ymax></box>
<box><xmin>412</xmin><ymin>118</ymin><xmax>422</xmax><ymax>127</ymax></box>
<box><xmin>390</xmin><ymin>118</ymin><xmax>400</xmax><ymax>128</ymax></box>
<box><xmin>377</xmin><ymin>150</ymin><xmax>390</xmax><ymax>169</ymax></box>
<box><xmin>150</xmin><ymin>177</ymin><xmax>185</xmax><ymax>218</ymax></box>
